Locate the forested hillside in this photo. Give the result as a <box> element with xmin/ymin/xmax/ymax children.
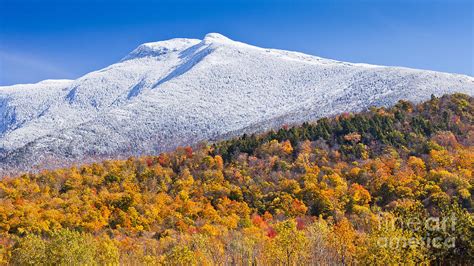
<box><xmin>0</xmin><ymin>94</ymin><xmax>473</xmax><ymax>265</ymax></box>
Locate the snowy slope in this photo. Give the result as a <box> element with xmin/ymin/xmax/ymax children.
<box><xmin>0</xmin><ymin>79</ymin><xmax>72</xmax><ymax>140</ymax></box>
<box><xmin>1</xmin><ymin>33</ymin><xmax>473</xmax><ymax>173</ymax></box>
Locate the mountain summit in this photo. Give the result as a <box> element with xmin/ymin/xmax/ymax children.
<box><xmin>1</xmin><ymin>33</ymin><xmax>473</xmax><ymax>173</ymax></box>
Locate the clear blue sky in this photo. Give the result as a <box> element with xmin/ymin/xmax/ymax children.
<box><xmin>0</xmin><ymin>0</ymin><xmax>472</xmax><ymax>85</ymax></box>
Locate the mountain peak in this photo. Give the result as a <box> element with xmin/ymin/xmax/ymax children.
<box><xmin>121</xmin><ymin>33</ymin><xmax>236</xmax><ymax>61</ymax></box>
<box><xmin>203</xmin><ymin>33</ymin><xmax>233</xmax><ymax>44</ymax></box>
<box><xmin>122</xmin><ymin>38</ymin><xmax>200</xmax><ymax>61</ymax></box>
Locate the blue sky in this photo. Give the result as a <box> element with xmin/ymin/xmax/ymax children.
<box><xmin>0</xmin><ymin>0</ymin><xmax>472</xmax><ymax>85</ymax></box>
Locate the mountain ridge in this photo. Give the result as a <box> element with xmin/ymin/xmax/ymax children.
<box><xmin>1</xmin><ymin>33</ymin><xmax>473</xmax><ymax>174</ymax></box>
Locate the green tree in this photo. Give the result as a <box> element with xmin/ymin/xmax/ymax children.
<box><xmin>11</xmin><ymin>234</ymin><xmax>46</xmax><ymax>265</ymax></box>
<box><xmin>46</xmin><ymin>229</ymin><xmax>96</xmax><ymax>265</ymax></box>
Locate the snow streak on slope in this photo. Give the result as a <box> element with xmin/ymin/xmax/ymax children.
<box><xmin>1</xmin><ymin>33</ymin><xmax>473</xmax><ymax>173</ymax></box>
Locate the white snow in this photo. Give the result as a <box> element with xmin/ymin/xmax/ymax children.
<box><xmin>1</xmin><ymin>33</ymin><xmax>473</xmax><ymax>173</ymax></box>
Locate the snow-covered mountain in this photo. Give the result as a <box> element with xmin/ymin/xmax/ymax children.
<box><xmin>1</xmin><ymin>33</ymin><xmax>473</xmax><ymax>174</ymax></box>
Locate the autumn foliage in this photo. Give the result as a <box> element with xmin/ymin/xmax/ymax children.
<box><xmin>0</xmin><ymin>94</ymin><xmax>473</xmax><ymax>264</ymax></box>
